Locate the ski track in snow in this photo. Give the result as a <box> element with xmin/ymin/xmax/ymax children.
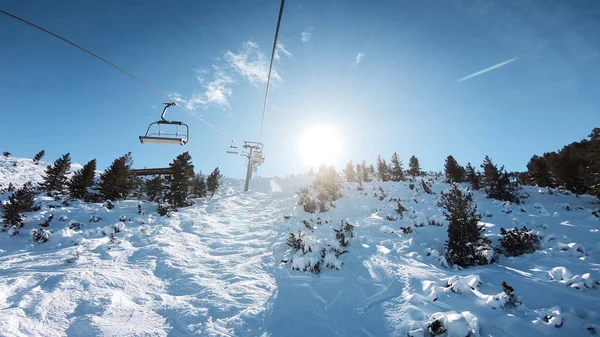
<box><xmin>1</xmin><ymin>156</ymin><xmax>600</xmax><ymax>336</ymax></box>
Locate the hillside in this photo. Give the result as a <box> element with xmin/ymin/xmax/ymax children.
<box><xmin>0</xmin><ymin>157</ymin><xmax>599</xmax><ymax>336</ymax></box>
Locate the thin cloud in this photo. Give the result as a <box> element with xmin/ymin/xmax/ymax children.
<box><xmin>355</xmin><ymin>52</ymin><xmax>365</xmax><ymax>65</ymax></box>
<box><xmin>225</xmin><ymin>40</ymin><xmax>281</xmax><ymax>85</ymax></box>
<box><xmin>459</xmin><ymin>57</ymin><xmax>518</xmax><ymax>82</ymax></box>
<box><xmin>169</xmin><ymin>67</ymin><xmax>234</xmax><ymax>110</ymax></box>
<box><xmin>274</xmin><ymin>42</ymin><xmax>292</xmax><ymax>61</ymax></box>
<box><xmin>301</xmin><ymin>30</ymin><xmax>312</xmax><ymax>43</ymax></box>
<box><xmin>172</xmin><ymin>39</ymin><xmax>288</xmax><ymax>111</ymax></box>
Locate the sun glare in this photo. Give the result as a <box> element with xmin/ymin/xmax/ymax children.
<box><xmin>299</xmin><ymin>125</ymin><xmax>341</xmax><ymax>168</ymax></box>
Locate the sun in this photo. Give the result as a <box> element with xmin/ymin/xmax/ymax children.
<box><xmin>298</xmin><ymin>125</ymin><xmax>341</xmax><ymax>168</ymax></box>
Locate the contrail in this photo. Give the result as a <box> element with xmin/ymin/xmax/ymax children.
<box><xmin>459</xmin><ymin>57</ymin><xmax>518</xmax><ymax>82</ymax></box>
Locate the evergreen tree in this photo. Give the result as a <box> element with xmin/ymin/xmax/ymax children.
<box><xmin>40</xmin><ymin>153</ymin><xmax>71</xmax><ymax>192</ymax></box>
<box><xmin>360</xmin><ymin>161</ymin><xmax>371</xmax><ymax>182</ymax></box>
<box><xmin>3</xmin><ymin>152</ymin><xmax>10</xmax><ymax>157</ymax></box>
<box><xmin>69</xmin><ymin>159</ymin><xmax>96</xmax><ymax>200</ymax></box>
<box><xmin>99</xmin><ymin>152</ymin><xmax>135</xmax><ymax>200</ymax></box>
<box><xmin>314</xmin><ymin>165</ymin><xmax>343</xmax><ymax>203</ymax></box>
<box><xmin>438</xmin><ymin>184</ymin><xmax>489</xmax><ymax>267</ymax></box>
<box><xmin>190</xmin><ymin>173</ymin><xmax>207</xmax><ymax>198</ymax></box>
<box><xmin>390</xmin><ymin>152</ymin><xmax>405</xmax><ymax>182</ymax></box>
<box><xmin>526</xmin><ymin>155</ymin><xmax>553</xmax><ymax>187</ymax></box>
<box><xmin>144</xmin><ymin>175</ymin><xmax>164</xmax><ymax>201</ymax></box>
<box><xmin>344</xmin><ymin>161</ymin><xmax>356</xmax><ymax>182</ymax></box>
<box><xmin>1</xmin><ymin>181</ymin><xmax>35</xmax><ymax>231</ymax></box>
<box><xmin>481</xmin><ymin>156</ymin><xmax>520</xmax><ymax>203</ymax></box>
<box><xmin>408</xmin><ymin>155</ymin><xmax>421</xmax><ymax>176</ymax></box>
<box><xmin>444</xmin><ymin>155</ymin><xmax>466</xmax><ymax>183</ymax></box>
<box><xmin>376</xmin><ymin>155</ymin><xmax>390</xmax><ymax>182</ymax></box>
<box><xmin>165</xmin><ymin>152</ymin><xmax>195</xmax><ymax>207</ymax></box>
<box><xmin>465</xmin><ymin>162</ymin><xmax>481</xmax><ymax>190</ymax></box>
<box><xmin>206</xmin><ymin>167</ymin><xmax>223</xmax><ymax>197</ymax></box>
<box><xmin>368</xmin><ymin>164</ymin><xmax>376</xmax><ymax>181</ymax></box>
<box><xmin>33</xmin><ymin>150</ymin><xmax>45</xmax><ymax>164</ymax></box>
<box><xmin>355</xmin><ymin>163</ymin><xmax>363</xmax><ymax>183</ymax></box>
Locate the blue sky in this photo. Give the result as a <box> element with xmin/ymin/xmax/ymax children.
<box><xmin>1</xmin><ymin>0</ymin><xmax>599</xmax><ymax>179</ymax></box>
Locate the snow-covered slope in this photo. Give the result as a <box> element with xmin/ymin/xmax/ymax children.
<box><xmin>0</xmin><ymin>156</ymin><xmax>83</xmax><ymax>189</ymax></box>
<box><xmin>1</xmin><ymin>157</ymin><xmax>599</xmax><ymax>336</ymax></box>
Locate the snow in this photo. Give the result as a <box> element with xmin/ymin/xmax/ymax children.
<box><xmin>1</xmin><ymin>157</ymin><xmax>600</xmax><ymax>336</ymax></box>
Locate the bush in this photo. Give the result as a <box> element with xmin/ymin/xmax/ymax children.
<box><xmin>499</xmin><ymin>226</ymin><xmax>540</xmax><ymax>256</ymax></box>
<box><xmin>421</xmin><ymin>179</ymin><xmax>432</xmax><ymax>194</ymax></box>
<box><xmin>31</xmin><ymin>228</ymin><xmax>51</xmax><ymax>243</ymax></box>
<box><xmin>502</xmin><ymin>281</ymin><xmax>521</xmax><ymax>308</ymax></box>
<box><xmin>1</xmin><ymin>182</ymin><xmax>35</xmax><ymax>232</ymax></box>
<box><xmin>428</xmin><ymin>319</ymin><xmax>446</xmax><ymax>336</ymax></box>
<box><xmin>298</xmin><ymin>166</ymin><xmax>342</xmax><ymax>213</ymax></box>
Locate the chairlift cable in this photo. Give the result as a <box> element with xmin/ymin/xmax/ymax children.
<box><xmin>258</xmin><ymin>0</ymin><xmax>285</xmax><ymax>143</ymax></box>
<box><xmin>0</xmin><ymin>8</ymin><xmax>232</xmax><ymax>141</ymax></box>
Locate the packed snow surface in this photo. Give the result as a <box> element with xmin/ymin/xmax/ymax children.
<box><xmin>1</xmin><ymin>156</ymin><xmax>599</xmax><ymax>336</ymax></box>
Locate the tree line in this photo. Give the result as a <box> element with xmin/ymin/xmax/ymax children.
<box><xmin>1</xmin><ymin>150</ymin><xmax>223</xmax><ymax>233</ymax></box>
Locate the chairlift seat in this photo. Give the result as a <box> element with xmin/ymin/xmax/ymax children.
<box><xmin>139</xmin><ymin>103</ymin><xmax>189</xmax><ymax>145</ymax></box>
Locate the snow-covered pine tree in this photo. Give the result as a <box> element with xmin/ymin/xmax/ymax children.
<box><xmin>206</xmin><ymin>167</ymin><xmax>223</xmax><ymax>197</ymax></box>
<box><xmin>344</xmin><ymin>161</ymin><xmax>356</xmax><ymax>182</ymax></box>
<box><xmin>33</xmin><ymin>150</ymin><xmax>45</xmax><ymax>164</ymax></box>
<box><xmin>99</xmin><ymin>152</ymin><xmax>135</xmax><ymax>200</ymax></box>
<box><xmin>190</xmin><ymin>173</ymin><xmax>207</xmax><ymax>198</ymax></box>
<box><xmin>465</xmin><ymin>162</ymin><xmax>481</xmax><ymax>190</ymax></box>
<box><xmin>408</xmin><ymin>155</ymin><xmax>421</xmax><ymax>176</ymax></box>
<box><xmin>69</xmin><ymin>159</ymin><xmax>96</xmax><ymax>200</ymax></box>
<box><xmin>390</xmin><ymin>152</ymin><xmax>405</xmax><ymax>182</ymax></box>
<box><xmin>40</xmin><ymin>153</ymin><xmax>71</xmax><ymax>193</ymax></box>
<box><xmin>1</xmin><ymin>181</ymin><xmax>35</xmax><ymax>232</ymax></box>
<box><xmin>165</xmin><ymin>152</ymin><xmax>195</xmax><ymax>207</ymax></box>
<box><xmin>144</xmin><ymin>175</ymin><xmax>164</xmax><ymax>202</ymax></box>
<box><xmin>444</xmin><ymin>155</ymin><xmax>466</xmax><ymax>183</ymax></box>
<box><xmin>438</xmin><ymin>184</ymin><xmax>490</xmax><ymax>267</ymax></box>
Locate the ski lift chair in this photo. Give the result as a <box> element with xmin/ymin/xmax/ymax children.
<box><xmin>226</xmin><ymin>141</ymin><xmax>239</xmax><ymax>154</ymax></box>
<box><xmin>139</xmin><ymin>102</ymin><xmax>189</xmax><ymax>145</ymax></box>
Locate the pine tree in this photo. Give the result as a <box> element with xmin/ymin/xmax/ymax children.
<box><xmin>190</xmin><ymin>173</ymin><xmax>207</xmax><ymax>198</ymax></box>
<box><xmin>359</xmin><ymin>161</ymin><xmax>371</xmax><ymax>182</ymax></box>
<box><xmin>99</xmin><ymin>152</ymin><xmax>135</xmax><ymax>200</ymax></box>
<box><xmin>444</xmin><ymin>155</ymin><xmax>466</xmax><ymax>183</ymax></box>
<box><xmin>390</xmin><ymin>152</ymin><xmax>405</xmax><ymax>181</ymax></box>
<box><xmin>144</xmin><ymin>175</ymin><xmax>164</xmax><ymax>201</ymax></box>
<box><xmin>1</xmin><ymin>181</ymin><xmax>35</xmax><ymax>231</ymax></box>
<box><xmin>344</xmin><ymin>161</ymin><xmax>356</xmax><ymax>182</ymax></box>
<box><xmin>481</xmin><ymin>156</ymin><xmax>520</xmax><ymax>203</ymax></box>
<box><xmin>314</xmin><ymin>165</ymin><xmax>343</xmax><ymax>203</ymax></box>
<box><xmin>33</xmin><ymin>150</ymin><xmax>45</xmax><ymax>164</ymax></box>
<box><xmin>355</xmin><ymin>163</ymin><xmax>363</xmax><ymax>182</ymax></box>
<box><xmin>526</xmin><ymin>155</ymin><xmax>553</xmax><ymax>187</ymax></box>
<box><xmin>465</xmin><ymin>162</ymin><xmax>481</xmax><ymax>190</ymax></box>
<box><xmin>368</xmin><ymin>164</ymin><xmax>376</xmax><ymax>181</ymax></box>
<box><xmin>408</xmin><ymin>155</ymin><xmax>421</xmax><ymax>176</ymax></box>
<box><xmin>438</xmin><ymin>184</ymin><xmax>489</xmax><ymax>267</ymax></box>
<box><xmin>206</xmin><ymin>167</ymin><xmax>223</xmax><ymax>197</ymax></box>
<box><xmin>164</xmin><ymin>152</ymin><xmax>195</xmax><ymax>207</ymax></box>
<box><xmin>3</xmin><ymin>152</ymin><xmax>10</xmax><ymax>157</ymax></box>
<box><xmin>69</xmin><ymin>159</ymin><xmax>96</xmax><ymax>200</ymax></box>
<box><xmin>40</xmin><ymin>153</ymin><xmax>71</xmax><ymax>192</ymax></box>
<box><xmin>376</xmin><ymin>155</ymin><xmax>390</xmax><ymax>182</ymax></box>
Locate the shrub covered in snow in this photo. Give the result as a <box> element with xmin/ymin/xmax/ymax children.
<box><xmin>499</xmin><ymin>226</ymin><xmax>541</xmax><ymax>257</ymax></box>
<box><xmin>1</xmin><ymin>181</ymin><xmax>35</xmax><ymax>232</ymax></box>
<box><xmin>298</xmin><ymin>165</ymin><xmax>343</xmax><ymax>213</ymax></box>
<box><xmin>286</xmin><ymin>219</ymin><xmax>355</xmax><ymax>274</ymax></box>
<box><xmin>31</xmin><ymin>227</ymin><xmax>51</xmax><ymax>243</ymax></box>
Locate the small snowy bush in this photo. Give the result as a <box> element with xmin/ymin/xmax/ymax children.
<box><xmin>499</xmin><ymin>226</ymin><xmax>541</xmax><ymax>257</ymax></box>
<box><xmin>31</xmin><ymin>228</ymin><xmax>51</xmax><ymax>243</ymax></box>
